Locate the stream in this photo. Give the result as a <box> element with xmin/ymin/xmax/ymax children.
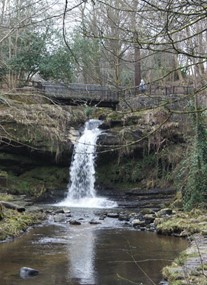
<box><xmin>0</xmin><ymin>208</ymin><xmax>188</xmax><ymax>285</ymax></box>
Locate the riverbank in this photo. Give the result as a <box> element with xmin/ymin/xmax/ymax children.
<box><xmin>156</xmin><ymin>210</ymin><xmax>207</xmax><ymax>285</ymax></box>
<box><xmin>0</xmin><ymin>194</ymin><xmax>45</xmax><ymax>241</ymax></box>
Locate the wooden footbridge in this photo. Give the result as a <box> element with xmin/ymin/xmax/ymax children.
<box><xmin>31</xmin><ymin>81</ymin><xmax>194</xmax><ymax>110</ymax></box>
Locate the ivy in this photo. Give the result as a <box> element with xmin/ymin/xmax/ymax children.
<box><xmin>177</xmin><ymin>110</ymin><xmax>207</xmax><ymax>211</ymax></box>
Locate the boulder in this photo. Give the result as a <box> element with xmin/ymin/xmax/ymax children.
<box><xmin>69</xmin><ymin>219</ymin><xmax>81</xmax><ymax>225</ymax></box>
<box><xmin>118</xmin><ymin>213</ymin><xmax>130</xmax><ymax>221</ymax></box>
<box><xmin>89</xmin><ymin>219</ymin><xmax>102</xmax><ymax>225</ymax></box>
<box><xmin>107</xmin><ymin>212</ymin><xmax>119</xmax><ymax>218</ymax></box>
<box><xmin>156</xmin><ymin>208</ymin><xmax>173</xmax><ymax>217</ymax></box>
<box><xmin>144</xmin><ymin>214</ymin><xmax>155</xmax><ymax>224</ymax></box>
<box><xmin>53</xmin><ymin>213</ymin><xmax>66</xmax><ymax>223</ymax></box>
<box><xmin>20</xmin><ymin>267</ymin><xmax>39</xmax><ymax>279</ymax></box>
<box><xmin>131</xmin><ymin>219</ymin><xmax>145</xmax><ymax>227</ymax></box>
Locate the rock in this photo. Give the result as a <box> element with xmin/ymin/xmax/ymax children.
<box><xmin>63</xmin><ymin>209</ymin><xmax>71</xmax><ymax>214</ymax></box>
<box><xmin>107</xmin><ymin>212</ymin><xmax>119</xmax><ymax>218</ymax></box>
<box><xmin>201</xmin><ymin>230</ymin><xmax>207</xmax><ymax>236</ymax></box>
<box><xmin>54</xmin><ymin>209</ymin><xmax>65</xmax><ymax>214</ymax></box>
<box><xmin>54</xmin><ymin>213</ymin><xmax>66</xmax><ymax>223</ymax></box>
<box><xmin>154</xmin><ymin>218</ymin><xmax>164</xmax><ymax>226</ymax></box>
<box><xmin>20</xmin><ymin>267</ymin><xmax>39</xmax><ymax>279</ymax></box>
<box><xmin>140</xmin><ymin>208</ymin><xmax>155</xmax><ymax>215</ymax></box>
<box><xmin>89</xmin><ymin>219</ymin><xmax>102</xmax><ymax>225</ymax></box>
<box><xmin>144</xmin><ymin>214</ymin><xmax>155</xmax><ymax>224</ymax></box>
<box><xmin>118</xmin><ymin>213</ymin><xmax>130</xmax><ymax>221</ymax></box>
<box><xmin>179</xmin><ymin>230</ymin><xmax>190</xmax><ymax>238</ymax></box>
<box><xmin>99</xmin><ymin>214</ymin><xmax>107</xmax><ymax>220</ymax></box>
<box><xmin>69</xmin><ymin>219</ymin><xmax>81</xmax><ymax>225</ymax></box>
<box><xmin>55</xmin><ymin>208</ymin><xmax>71</xmax><ymax>215</ymax></box>
<box><xmin>0</xmin><ymin>201</ymin><xmax>25</xmax><ymax>212</ymax></box>
<box><xmin>156</xmin><ymin>208</ymin><xmax>173</xmax><ymax>217</ymax></box>
<box><xmin>131</xmin><ymin>219</ymin><xmax>145</xmax><ymax>227</ymax></box>
<box><xmin>159</xmin><ymin>280</ymin><xmax>168</xmax><ymax>285</ymax></box>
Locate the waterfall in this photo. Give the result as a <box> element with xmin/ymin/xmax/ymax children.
<box><xmin>58</xmin><ymin>119</ymin><xmax>117</xmax><ymax>208</ymax></box>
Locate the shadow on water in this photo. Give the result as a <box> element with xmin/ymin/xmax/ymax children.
<box><xmin>0</xmin><ymin>209</ymin><xmax>188</xmax><ymax>285</ymax></box>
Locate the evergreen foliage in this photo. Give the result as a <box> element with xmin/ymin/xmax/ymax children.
<box><xmin>177</xmin><ymin>110</ymin><xmax>207</xmax><ymax>211</ymax></box>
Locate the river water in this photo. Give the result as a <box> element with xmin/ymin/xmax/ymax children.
<box><xmin>0</xmin><ymin>208</ymin><xmax>188</xmax><ymax>285</ymax></box>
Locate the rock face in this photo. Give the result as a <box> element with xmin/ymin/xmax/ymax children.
<box><xmin>0</xmin><ymin>103</ymin><xmax>87</xmax><ymax>165</ymax></box>
<box><xmin>0</xmin><ymin>100</ymin><xmax>87</xmax><ymax>199</ymax></box>
<box><xmin>0</xmin><ymin>97</ymin><xmax>186</xmax><ymax>205</ymax></box>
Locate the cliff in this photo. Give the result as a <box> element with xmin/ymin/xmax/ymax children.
<box><xmin>0</xmin><ymin>92</ymin><xmax>189</xmax><ymax>205</ymax></box>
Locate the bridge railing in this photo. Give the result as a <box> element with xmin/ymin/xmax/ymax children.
<box><xmin>32</xmin><ymin>81</ymin><xmax>194</xmax><ymax>103</ymax></box>
<box><xmin>35</xmin><ymin>82</ymin><xmax>119</xmax><ymax>102</ymax></box>
<box><xmin>119</xmin><ymin>85</ymin><xmax>194</xmax><ymax>97</ymax></box>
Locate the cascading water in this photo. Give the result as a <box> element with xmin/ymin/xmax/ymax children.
<box><xmin>58</xmin><ymin>119</ymin><xmax>117</xmax><ymax>208</ymax></box>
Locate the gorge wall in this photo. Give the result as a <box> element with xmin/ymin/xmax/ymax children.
<box><xmin>0</xmin><ymin>93</ymin><xmax>189</xmax><ymax>208</ymax></box>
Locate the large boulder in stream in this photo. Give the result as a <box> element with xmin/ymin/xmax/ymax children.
<box><xmin>20</xmin><ymin>267</ymin><xmax>39</xmax><ymax>279</ymax></box>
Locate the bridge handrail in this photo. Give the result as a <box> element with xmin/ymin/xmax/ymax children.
<box><xmin>31</xmin><ymin>81</ymin><xmax>194</xmax><ymax>101</ymax></box>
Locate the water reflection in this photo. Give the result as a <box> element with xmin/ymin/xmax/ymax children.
<box><xmin>0</xmin><ymin>218</ymin><xmax>188</xmax><ymax>285</ymax></box>
<box><xmin>68</xmin><ymin>226</ymin><xmax>96</xmax><ymax>284</ymax></box>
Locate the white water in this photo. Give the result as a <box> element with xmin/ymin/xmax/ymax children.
<box><xmin>58</xmin><ymin>119</ymin><xmax>117</xmax><ymax>208</ymax></box>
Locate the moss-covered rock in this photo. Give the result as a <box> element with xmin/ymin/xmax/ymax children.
<box><xmin>162</xmin><ymin>234</ymin><xmax>207</xmax><ymax>285</ymax></box>
<box><xmin>0</xmin><ymin>207</ymin><xmax>44</xmax><ymax>241</ymax></box>
<box><xmin>5</xmin><ymin>166</ymin><xmax>68</xmax><ymax>200</ymax></box>
<box><xmin>156</xmin><ymin>209</ymin><xmax>207</xmax><ymax>236</ymax></box>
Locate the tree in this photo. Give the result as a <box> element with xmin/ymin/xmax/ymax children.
<box><xmin>8</xmin><ymin>31</ymin><xmax>49</xmax><ymax>84</ymax></box>
<box><xmin>70</xmin><ymin>28</ymin><xmax>102</xmax><ymax>84</ymax></box>
<box><xmin>39</xmin><ymin>46</ymin><xmax>74</xmax><ymax>83</ymax></box>
<box><xmin>0</xmin><ymin>0</ymin><xmax>60</xmax><ymax>88</ymax></box>
<box><xmin>75</xmin><ymin>0</ymin><xmax>207</xmax><ymax>209</ymax></box>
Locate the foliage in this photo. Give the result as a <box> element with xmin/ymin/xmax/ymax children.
<box><xmin>8</xmin><ymin>31</ymin><xmax>48</xmax><ymax>83</ymax></box>
<box><xmin>7</xmin><ymin>166</ymin><xmax>68</xmax><ymax>198</ymax></box>
<box><xmin>71</xmin><ymin>29</ymin><xmax>102</xmax><ymax>83</ymax></box>
<box><xmin>0</xmin><ymin>193</ymin><xmax>13</xmax><ymax>202</ymax></box>
<box><xmin>97</xmin><ymin>153</ymin><xmax>158</xmax><ymax>188</ymax></box>
<box><xmin>39</xmin><ymin>47</ymin><xmax>74</xmax><ymax>83</ymax></box>
<box><xmin>176</xmin><ymin>111</ymin><xmax>207</xmax><ymax>211</ymax></box>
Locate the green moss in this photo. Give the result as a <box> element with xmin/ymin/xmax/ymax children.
<box><xmin>162</xmin><ymin>257</ymin><xmax>207</xmax><ymax>285</ymax></box>
<box><xmin>0</xmin><ymin>208</ymin><xmax>44</xmax><ymax>241</ymax></box>
<box><xmin>96</xmin><ymin>153</ymin><xmax>160</xmax><ymax>189</ymax></box>
<box><xmin>0</xmin><ymin>193</ymin><xmax>13</xmax><ymax>201</ymax></box>
<box><xmin>156</xmin><ymin>211</ymin><xmax>207</xmax><ymax>235</ymax></box>
<box><xmin>0</xmin><ymin>171</ymin><xmax>8</xmax><ymax>177</ymax></box>
<box><xmin>7</xmin><ymin>166</ymin><xmax>68</xmax><ymax>198</ymax></box>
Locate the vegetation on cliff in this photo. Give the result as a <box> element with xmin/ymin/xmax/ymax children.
<box><xmin>0</xmin><ymin>93</ymin><xmax>88</xmax><ymax>200</ymax></box>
